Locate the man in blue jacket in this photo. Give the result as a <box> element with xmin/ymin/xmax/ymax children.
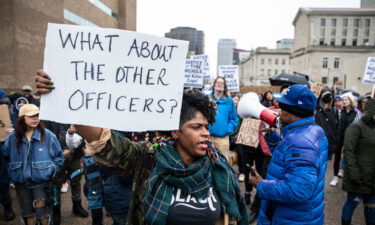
<box><xmin>250</xmin><ymin>84</ymin><xmax>328</xmax><ymax>225</ymax></box>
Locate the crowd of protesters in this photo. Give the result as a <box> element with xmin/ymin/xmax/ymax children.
<box><xmin>0</xmin><ymin>72</ymin><xmax>374</xmax><ymax>225</ymax></box>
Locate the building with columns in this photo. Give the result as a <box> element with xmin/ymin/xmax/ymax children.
<box><xmin>290</xmin><ymin>7</ymin><xmax>375</xmax><ymax>94</ymax></box>
<box><xmin>240</xmin><ymin>47</ymin><xmax>291</xmax><ymax>86</ymax></box>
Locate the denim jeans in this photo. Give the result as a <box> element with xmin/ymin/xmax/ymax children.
<box><xmin>342</xmin><ymin>192</ymin><xmax>375</xmax><ymax>223</ymax></box>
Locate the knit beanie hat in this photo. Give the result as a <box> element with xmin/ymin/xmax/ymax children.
<box><xmin>278</xmin><ymin>102</ymin><xmax>314</xmax><ymax>118</ymax></box>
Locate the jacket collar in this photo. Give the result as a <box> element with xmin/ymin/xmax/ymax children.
<box><xmin>281</xmin><ymin>116</ymin><xmax>315</xmax><ymax>136</ymax></box>
<box><xmin>23</xmin><ymin>129</ymin><xmax>41</xmax><ymax>142</ymax></box>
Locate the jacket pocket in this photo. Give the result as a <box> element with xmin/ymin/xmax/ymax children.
<box><xmin>31</xmin><ymin>161</ymin><xmax>54</xmax><ymax>184</ymax></box>
<box><xmin>8</xmin><ymin>162</ymin><xmax>23</xmax><ymax>183</ymax></box>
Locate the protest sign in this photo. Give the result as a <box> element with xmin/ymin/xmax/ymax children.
<box><xmin>0</xmin><ymin>105</ymin><xmax>12</xmax><ymax>141</ymax></box>
<box><xmin>41</xmin><ymin>23</ymin><xmax>189</xmax><ymax>132</ymax></box>
<box><xmin>310</xmin><ymin>82</ymin><xmax>324</xmax><ymax>97</ymax></box>
<box><xmin>363</xmin><ymin>57</ymin><xmax>375</xmax><ymax>84</ymax></box>
<box><xmin>236</xmin><ymin>118</ymin><xmax>261</xmax><ymax>148</ymax></box>
<box><xmin>191</xmin><ymin>55</ymin><xmax>210</xmax><ymax>79</ymax></box>
<box><xmin>184</xmin><ymin>59</ymin><xmax>203</xmax><ymax>88</ymax></box>
<box><xmin>218</xmin><ymin>65</ymin><xmax>240</xmax><ymax>92</ymax></box>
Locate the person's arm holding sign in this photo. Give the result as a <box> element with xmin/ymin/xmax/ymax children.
<box><xmin>36</xmin><ymin>70</ymin><xmax>103</xmax><ymax>142</ymax></box>
<box><xmin>36</xmin><ymin>70</ymin><xmax>147</xmax><ymax>175</ymax></box>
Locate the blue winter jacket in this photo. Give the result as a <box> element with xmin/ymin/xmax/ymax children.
<box><xmin>1</xmin><ymin>129</ymin><xmax>64</xmax><ymax>188</ymax></box>
<box><xmin>257</xmin><ymin>117</ymin><xmax>328</xmax><ymax>225</ymax></box>
<box><xmin>209</xmin><ymin>96</ymin><xmax>239</xmax><ymax>137</ymax></box>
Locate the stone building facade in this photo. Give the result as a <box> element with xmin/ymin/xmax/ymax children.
<box><xmin>0</xmin><ymin>0</ymin><xmax>136</xmax><ymax>91</ymax></box>
<box><xmin>240</xmin><ymin>47</ymin><xmax>291</xmax><ymax>86</ymax></box>
<box><xmin>291</xmin><ymin>7</ymin><xmax>375</xmax><ymax>94</ymax></box>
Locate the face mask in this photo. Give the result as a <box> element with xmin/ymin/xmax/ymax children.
<box><xmin>322</xmin><ymin>94</ymin><xmax>332</xmax><ymax>103</ymax></box>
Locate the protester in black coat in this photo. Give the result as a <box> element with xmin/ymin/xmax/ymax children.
<box><xmin>315</xmin><ymin>88</ymin><xmax>338</xmax><ymax>156</ymax></box>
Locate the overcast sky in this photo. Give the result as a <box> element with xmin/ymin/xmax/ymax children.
<box><xmin>137</xmin><ymin>0</ymin><xmax>360</xmax><ymax>75</ymax></box>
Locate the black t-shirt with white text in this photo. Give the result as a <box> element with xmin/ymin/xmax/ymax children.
<box><xmin>166</xmin><ymin>187</ymin><xmax>221</xmax><ymax>225</ymax></box>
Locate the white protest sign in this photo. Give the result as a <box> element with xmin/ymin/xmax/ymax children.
<box><xmin>191</xmin><ymin>54</ymin><xmax>210</xmax><ymax>79</ymax></box>
<box><xmin>41</xmin><ymin>23</ymin><xmax>189</xmax><ymax>132</ymax></box>
<box><xmin>363</xmin><ymin>57</ymin><xmax>375</xmax><ymax>84</ymax></box>
<box><xmin>218</xmin><ymin>65</ymin><xmax>240</xmax><ymax>92</ymax></box>
<box><xmin>184</xmin><ymin>59</ymin><xmax>203</xmax><ymax>88</ymax></box>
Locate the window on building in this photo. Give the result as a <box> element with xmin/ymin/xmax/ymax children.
<box><xmin>281</xmin><ymin>69</ymin><xmax>285</xmax><ymax>74</ymax></box>
<box><xmin>342</xmin><ymin>18</ymin><xmax>348</xmax><ymax>27</ymax></box>
<box><xmin>261</xmin><ymin>58</ymin><xmax>265</xmax><ymax>64</ymax></box>
<box><xmin>63</xmin><ymin>9</ymin><xmax>98</xmax><ymax>27</ymax></box>
<box><xmin>322</xmin><ymin>77</ymin><xmax>327</xmax><ymax>84</ymax></box>
<box><xmin>331</xmin><ymin>18</ymin><xmax>337</xmax><ymax>27</ymax></box>
<box><xmin>267</xmin><ymin>69</ymin><xmax>271</xmax><ymax>76</ymax></box>
<box><xmin>334</xmin><ymin>58</ymin><xmax>340</xmax><ymax>69</ymax></box>
<box><xmin>275</xmin><ymin>59</ymin><xmax>279</xmax><ymax>65</ymax></box>
<box><xmin>268</xmin><ymin>59</ymin><xmax>272</xmax><ymax>65</ymax></box>
<box><xmin>353</xmin><ymin>39</ymin><xmax>357</xmax><ymax>46</ymax></box>
<box><xmin>320</xmin><ymin>28</ymin><xmax>325</xmax><ymax>37</ymax></box>
<box><xmin>88</xmin><ymin>0</ymin><xmax>116</xmax><ymax>18</ymax></box>
<box><xmin>364</xmin><ymin>29</ymin><xmax>370</xmax><ymax>37</ymax></box>
<box><xmin>275</xmin><ymin>69</ymin><xmax>278</xmax><ymax>75</ymax></box>
<box><xmin>321</xmin><ymin>18</ymin><xmax>326</xmax><ymax>27</ymax></box>
<box><xmin>342</xmin><ymin>28</ymin><xmax>347</xmax><ymax>37</ymax></box>
<box><xmin>353</xmin><ymin>28</ymin><xmax>358</xmax><ymax>37</ymax></box>
<box><xmin>282</xmin><ymin>59</ymin><xmax>286</xmax><ymax>65</ymax></box>
<box><xmin>320</xmin><ymin>38</ymin><xmax>325</xmax><ymax>45</ymax></box>
<box><xmin>322</xmin><ymin>58</ymin><xmax>328</xmax><ymax>68</ymax></box>
<box><xmin>342</xmin><ymin>39</ymin><xmax>346</xmax><ymax>46</ymax></box>
<box><xmin>354</xmin><ymin>18</ymin><xmax>359</xmax><ymax>27</ymax></box>
<box><xmin>365</xmin><ymin>18</ymin><xmax>371</xmax><ymax>27</ymax></box>
<box><xmin>261</xmin><ymin>69</ymin><xmax>264</xmax><ymax>75</ymax></box>
<box><xmin>333</xmin><ymin>77</ymin><xmax>339</xmax><ymax>84</ymax></box>
<box><xmin>330</xmin><ymin>38</ymin><xmax>335</xmax><ymax>46</ymax></box>
<box><xmin>331</xmin><ymin>28</ymin><xmax>336</xmax><ymax>37</ymax></box>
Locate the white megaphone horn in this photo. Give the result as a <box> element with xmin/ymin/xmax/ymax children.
<box><xmin>237</xmin><ymin>92</ymin><xmax>280</xmax><ymax>127</ymax></box>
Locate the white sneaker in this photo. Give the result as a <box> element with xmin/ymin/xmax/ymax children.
<box><xmin>61</xmin><ymin>182</ymin><xmax>69</xmax><ymax>193</ymax></box>
<box><xmin>338</xmin><ymin>169</ymin><xmax>344</xmax><ymax>178</ymax></box>
<box><xmin>238</xmin><ymin>173</ymin><xmax>245</xmax><ymax>182</ymax></box>
<box><xmin>330</xmin><ymin>176</ymin><xmax>339</xmax><ymax>186</ymax></box>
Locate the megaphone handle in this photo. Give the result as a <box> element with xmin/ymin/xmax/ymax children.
<box><xmin>259</xmin><ymin>109</ymin><xmax>278</xmax><ymax>127</ymax></box>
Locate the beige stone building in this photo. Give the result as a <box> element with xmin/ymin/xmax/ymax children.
<box><xmin>240</xmin><ymin>47</ymin><xmax>291</xmax><ymax>86</ymax></box>
<box><xmin>291</xmin><ymin>7</ymin><xmax>375</xmax><ymax>94</ymax></box>
<box><xmin>0</xmin><ymin>0</ymin><xmax>136</xmax><ymax>91</ymax></box>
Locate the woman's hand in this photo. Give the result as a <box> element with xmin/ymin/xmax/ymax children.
<box><xmin>35</xmin><ymin>70</ymin><xmax>54</xmax><ymax>94</ymax></box>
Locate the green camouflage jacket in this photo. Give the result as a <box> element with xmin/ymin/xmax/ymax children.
<box><xmin>93</xmin><ymin>131</ymin><xmax>155</xmax><ymax>225</ymax></box>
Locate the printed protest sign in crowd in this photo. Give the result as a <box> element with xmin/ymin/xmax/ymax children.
<box><xmin>191</xmin><ymin>54</ymin><xmax>210</xmax><ymax>79</ymax></box>
<box><xmin>218</xmin><ymin>65</ymin><xmax>240</xmax><ymax>92</ymax></box>
<box><xmin>184</xmin><ymin>59</ymin><xmax>203</xmax><ymax>88</ymax></box>
<box><xmin>41</xmin><ymin>23</ymin><xmax>189</xmax><ymax>131</ymax></box>
<box><xmin>363</xmin><ymin>57</ymin><xmax>375</xmax><ymax>84</ymax></box>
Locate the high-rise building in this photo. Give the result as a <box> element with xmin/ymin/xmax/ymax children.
<box><xmin>217</xmin><ymin>39</ymin><xmax>236</xmax><ymax>67</ymax></box>
<box><xmin>361</xmin><ymin>0</ymin><xmax>375</xmax><ymax>8</ymax></box>
<box><xmin>291</xmin><ymin>7</ymin><xmax>375</xmax><ymax>93</ymax></box>
<box><xmin>165</xmin><ymin>27</ymin><xmax>204</xmax><ymax>55</ymax></box>
<box><xmin>240</xmin><ymin>47</ymin><xmax>291</xmax><ymax>86</ymax></box>
<box><xmin>0</xmin><ymin>0</ymin><xmax>136</xmax><ymax>90</ymax></box>
<box><xmin>276</xmin><ymin>39</ymin><xmax>294</xmax><ymax>50</ymax></box>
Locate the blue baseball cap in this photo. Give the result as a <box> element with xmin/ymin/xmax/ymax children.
<box><xmin>273</xmin><ymin>84</ymin><xmax>317</xmax><ymax>111</ymax></box>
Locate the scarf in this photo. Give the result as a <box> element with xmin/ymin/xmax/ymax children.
<box><xmin>144</xmin><ymin>139</ymin><xmax>248</xmax><ymax>225</ymax></box>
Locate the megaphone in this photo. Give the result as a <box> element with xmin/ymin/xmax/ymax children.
<box><xmin>237</xmin><ymin>92</ymin><xmax>280</xmax><ymax>127</ymax></box>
